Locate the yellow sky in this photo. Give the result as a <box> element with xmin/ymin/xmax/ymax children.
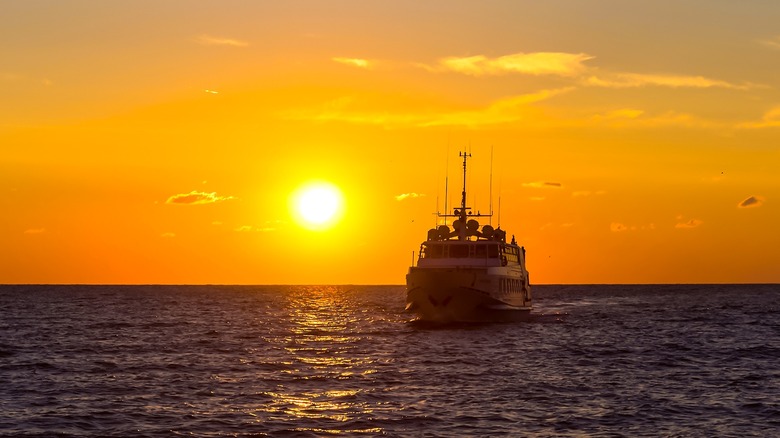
<box><xmin>2</xmin><ymin>1</ymin><xmax>779</xmax><ymax>284</ymax></box>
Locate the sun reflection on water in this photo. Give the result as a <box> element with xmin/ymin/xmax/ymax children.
<box><xmin>255</xmin><ymin>286</ymin><xmax>394</xmax><ymax>433</ymax></box>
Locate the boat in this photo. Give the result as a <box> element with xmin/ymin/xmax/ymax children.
<box><xmin>405</xmin><ymin>151</ymin><xmax>531</xmax><ymax>322</ymax></box>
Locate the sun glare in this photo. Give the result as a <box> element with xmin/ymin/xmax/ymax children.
<box><xmin>291</xmin><ymin>182</ymin><xmax>344</xmax><ymax>230</ymax></box>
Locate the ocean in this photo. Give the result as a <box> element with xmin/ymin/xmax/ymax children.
<box><xmin>1</xmin><ymin>284</ymin><xmax>778</xmax><ymax>437</ymax></box>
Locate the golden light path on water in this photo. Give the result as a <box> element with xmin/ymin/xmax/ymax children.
<box><xmin>256</xmin><ymin>286</ymin><xmax>394</xmax><ymax>434</ymax></box>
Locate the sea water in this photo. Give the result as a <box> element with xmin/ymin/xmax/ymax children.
<box><xmin>1</xmin><ymin>284</ymin><xmax>778</xmax><ymax>437</ymax></box>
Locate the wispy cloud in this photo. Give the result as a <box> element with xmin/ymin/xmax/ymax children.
<box><xmin>611</xmin><ymin>222</ymin><xmax>655</xmax><ymax>232</ymax></box>
<box><xmin>431</xmin><ymin>52</ymin><xmax>594</xmax><ymax>77</ymax></box>
<box><xmin>738</xmin><ymin>196</ymin><xmax>764</xmax><ymax>208</ymax></box>
<box><xmin>195</xmin><ymin>34</ymin><xmax>249</xmax><ymax>47</ymax></box>
<box><xmin>24</xmin><ymin>228</ymin><xmax>45</xmax><ymax>234</ymax></box>
<box><xmin>418</xmin><ymin>88</ymin><xmax>574</xmax><ymax>127</ymax></box>
<box><xmin>421</xmin><ymin>51</ymin><xmax>748</xmax><ymax>91</ymax></box>
<box><xmin>610</xmin><ymin>222</ymin><xmax>628</xmax><ymax>232</ymax></box>
<box><xmin>522</xmin><ymin>181</ymin><xmax>563</xmax><ymax>189</ymax></box>
<box><xmin>590</xmin><ymin>109</ymin><xmax>716</xmax><ymax>129</ymax></box>
<box><xmin>286</xmin><ymin>88</ymin><xmax>573</xmax><ymax>128</ymax></box>
<box><xmin>161</xmin><ymin>232</ymin><xmax>176</xmax><ymax>238</ymax></box>
<box><xmin>166</xmin><ymin>191</ymin><xmax>235</xmax><ymax>205</ymax></box>
<box><xmin>333</xmin><ymin>57</ymin><xmax>372</xmax><ymax>69</ymax></box>
<box><xmin>234</xmin><ymin>225</ymin><xmax>275</xmax><ymax>232</ymax></box>
<box><xmin>675</xmin><ymin>219</ymin><xmax>703</xmax><ymax>229</ymax></box>
<box><xmin>737</xmin><ymin>107</ymin><xmax>780</xmax><ymax>129</ymax></box>
<box><xmin>758</xmin><ymin>36</ymin><xmax>780</xmax><ymax>50</ymax></box>
<box><xmin>585</xmin><ymin>72</ymin><xmax>751</xmax><ymax>90</ymax></box>
<box><xmin>591</xmin><ymin>109</ymin><xmax>644</xmax><ymax>122</ymax></box>
<box><xmin>395</xmin><ymin>192</ymin><xmax>425</xmax><ymax>201</ymax></box>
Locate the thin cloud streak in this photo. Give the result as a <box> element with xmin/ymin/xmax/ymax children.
<box><xmin>432</xmin><ymin>52</ymin><xmax>594</xmax><ymax>76</ymax></box>
<box><xmin>523</xmin><ymin>181</ymin><xmax>563</xmax><ymax>188</ymax></box>
<box><xmin>758</xmin><ymin>36</ymin><xmax>780</xmax><ymax>50</ymax></box>
<box><xmin>195</xmin><ymin>34</ymin><xmax>249</xmax><ymax>47</ymax></box>
<box><xmin>333</xmin><ymin>57</ymin><xmax>372</xmax><ymax>69</ymax></box>
<box><xmin>286</xmin><ymin>88</ymin><xmax>573</xmax><ymax>128</ymax></box>
<box><xmin>235</xmin><ymin>225</ymin><xmax>275</xmax><ymax>232</ymax></box>
<box><xmin>166</xmin><ymin>191</ymin><xmax>235</xmax><ymax>205</ymax></box>
<box><xmin>737</xmin><ymin>107</ymin><xmax>780</xmax><ymax>129</ymax></box>
<box><xmin>585</xmin><ymin>72</ymin><xmax>751</xmax><ymax>90</ymax></box>
<box><xmin>395</xmin><ymin>192</ymin><xmax>425</xmax><ymax>201</ymax></box>
<box><xmin>675</xmin><ymin>219</ymin><xmax>703</xmax><ymax>229</ymax></box>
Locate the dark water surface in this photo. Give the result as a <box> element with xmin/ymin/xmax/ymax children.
<box><xmin>1</xmin><ymin>284</ymin><xmax>778</xmax><ymax>437</ymax></box>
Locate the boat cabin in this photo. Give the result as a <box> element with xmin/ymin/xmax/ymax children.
<box><xmin>417</xmin><ymin>240</ymin><xmax>523</xmax><ymax>268</ymax></box>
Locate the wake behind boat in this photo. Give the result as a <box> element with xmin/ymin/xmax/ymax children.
<box><xmin>405</xmin><ymin>151</ymin><xmax>531</xmax><ymax>322</ymax></box>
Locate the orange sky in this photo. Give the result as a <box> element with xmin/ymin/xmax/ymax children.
<box><xmin>2</xmin><ymin>1</ymin><xmax>779</xmax><ymax>284</ymax></box>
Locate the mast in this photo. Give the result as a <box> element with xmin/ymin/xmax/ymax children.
<box><xmin>458</xmin><ymin>151</ymin><xmax>471</xmax><ymax>240</ymax></box>
<box><xmin>436</xmin><ymin>149</ymin><xmax>491</xmax><ymax>241</ymax></box>
<box><xmin>489</xmin><ymin>146</ymin><xmax>494</xmax><ymax>226</ymax></box>
<box><xmin>459</xmin><ymin>151</ymin><xmax>470</xmax><ymax>213</ymax></box>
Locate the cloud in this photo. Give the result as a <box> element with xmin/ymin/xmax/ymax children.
<box><xmin>204</xmin><ymin>89</ymin><xmax>219</xmax><ymax>94</ymax></box>
<box><xmin>422</xmin><ymin>51</ymin><xmax>748</xmax><ymax>92</ymax></box>
<box><xmin>166</xmin><ymin>191</ymin><xmax>235</xmax><ymax>205</ymax></box>
<box><xmin>758</xmin><ymin>36</ymin><xmax>780</xmax><ymax>50</ymax></box>
<box><xmin>738</xmin><ymin>196</ymin><xmax>764</xmax><ymax>208</ymax></box>
<box><xmin>332</xmin><ymin>57</ymin><xmax>372</xmax><ymax>69</ymax></box>
<box><xmin>610</xmin><ymin>222</ymin><xmax>628</xmax><ymax>232</ymax></box>
<box><xmin>161</xmin><ymin>232</ymin><xmax>176</xmax><ymax>238</ymax></box>
<box><xmin>675</xmin><ymin>219</ymin><xmax>703</xmax><ymax>229</ymax></box>
<box><xmin>24</xmin><ymin>228</ymin><xmax>45</xmax><ymax>234</ymax></box>
<box><xmin>395</xmin><ymin>192</ymin><xmax>425</xmax><ymax>201</ymax></box>
<box><xmin>737</xmin><ymin>107</ymin><xmax>780</xmax><ymax>129</ymax></box>
<box><xmin>592</xmin><ymin>109</ymin><xmax>644</xmax><ymax>121</ymax></box>
<box><xmin>522</xmin><ymin>181</ymin><xmax>563</xmax><ymax>189</ymax></box>
<box><xmin>572</xmin><ymin>190</ymin><xmax>607</xmax><ymax>197</ymax></box>
<box><xmin>589</xmin><ymin>109</ymin><xmax>717</xmax><ymax>129</ymax></box>
<box><xmin>234</xmin><ymin>225</ymin><xmax>275</xmax><ymax>232</ymax></box>
<box><xmin>432</xmin><ymin>52</ymin><xmax>594</xmax><ymax>76</ymax></box>
<box><xmin>286</xmin><ymin>87</ymin><xmax>573</xmax><ymax>128</ymax></box>
<box><xmin>195</xmin><ymin>34</ymin><xmax>249</xmax><ymax>47</ymax></box>
<box><xmin>585</xmin><ymin>72</ymin><xmax>750</xmax><ymax>90</ymax></box>
<box><xmin>418</xmin><ymin>88</ymin><xmax>574</xmax><ymax>127</ymax></box>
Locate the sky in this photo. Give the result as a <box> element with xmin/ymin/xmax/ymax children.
<box><xmin>2</xmin><ymin>0</ymin><xmax>779</xmax><ymax>284</ymax></box>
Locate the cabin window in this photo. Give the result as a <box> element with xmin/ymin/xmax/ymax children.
<box><xmin>450</xmin><ymin>245</ymin><xmax>469</xmax><ymax>258</ymax></box>
<box><xmin>422</xmin><ymin>244</ymin><xmax>445</xmax><ymax>259</ymax></box>
<box><xmin>503</xmin><ymin>246</ymin><xmax>520</xmax><ymax>264</ymax></box>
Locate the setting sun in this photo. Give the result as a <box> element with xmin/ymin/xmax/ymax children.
<box><xmin>291</xmin><ymin>182</ymin><xmax>344</xmax><ymax>231</ymax></box>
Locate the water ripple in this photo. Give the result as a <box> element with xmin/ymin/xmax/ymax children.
<box><xmin>0</xmin><ymin>284</ymin><xmax>778</xmax><ymax>436</ymax></box>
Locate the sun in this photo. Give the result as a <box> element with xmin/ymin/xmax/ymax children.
<box><xmin>290</xmin><ymin>181</ymin><xmax>344</xmax><ymax>230</ymax></box>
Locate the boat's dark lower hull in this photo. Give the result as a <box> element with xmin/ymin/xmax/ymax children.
<box><xmin>405</xmin><ymin>268</ymin><xmax>531</xmax><ymax>322</ymax></box>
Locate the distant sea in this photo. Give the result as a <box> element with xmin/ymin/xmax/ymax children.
<box><xmin>1</xmin><ymin>284</ymin><xmax>778</xmax><ymax>437</ymax></box>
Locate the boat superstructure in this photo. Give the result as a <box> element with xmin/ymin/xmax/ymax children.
<box><xmin>405</xmin><ymin>151</ymin><xmax>531</xmax><ymax>322</ymax></box>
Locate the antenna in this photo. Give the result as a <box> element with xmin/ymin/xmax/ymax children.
<box><xmin>434</xmin><ymin>196</ymin><xmax>439</xmax><ymax>228</ymax></box>
<box><xmin>489</xmin><ymin>145</ymin><xmax>494</xmax><ymax>226</ymax></box>
<box><xmin>444</xmin><ymin>170</ymin><xmax>449</xmax><ymax>221</ymax></box>
<box><xmin>459</xmin><ymin>150</ymin><xmax>471</xmax><ymax>212</ymax></box>
<box><xmin>497</xmin><ymin>196</ymin><xmax>502</xmax><ymax>228</ymax></box>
